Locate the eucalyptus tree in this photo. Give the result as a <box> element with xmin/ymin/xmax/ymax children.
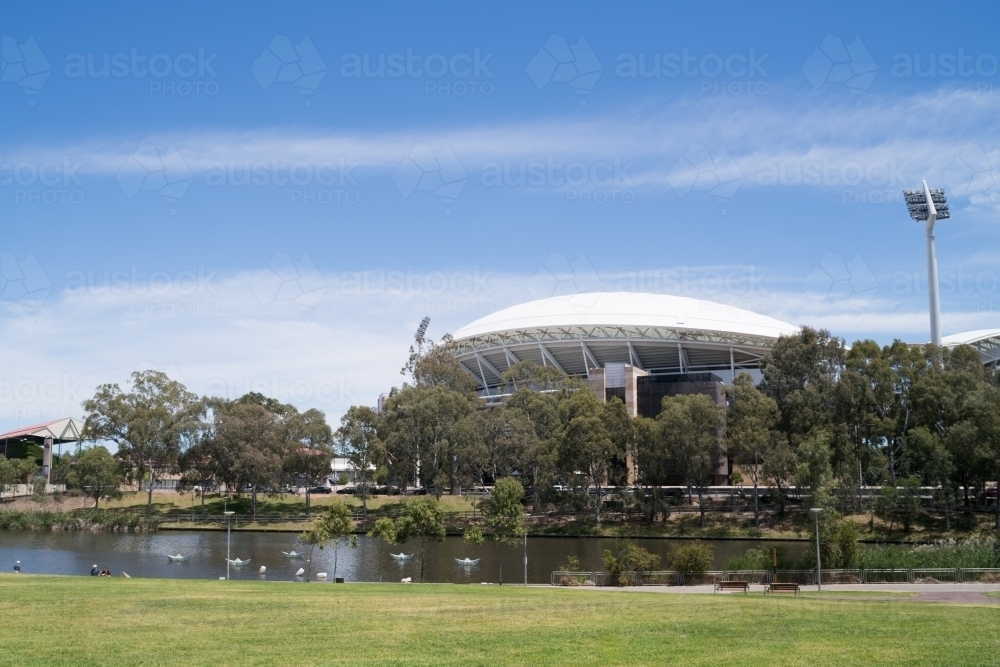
<box><xmin>726</xmin><ymin>373</ymin><xmax>780</xmax><ymax>527</ymax></box>
<box><xmin>631</xmin><ymin>415</ymin><xmax>670</xmax><ymax>524</ymax></box>
<box><xmin>70</xmin><ymin>446</ymin><xmax>123</xmax><ymax>509</ymax></box>
<box><xmin>205</xmin><ymin>402</ymin><xmax>287</xmax><ymax>517</ymax></box>
<box><xmin>380</xmin><ymin>384</ymin><xmax>475</xmax><ymax>492</ymax></box>
<box><xmin>82</xmin><ymin>370</ymin><xmax>204</xmax><ymax>515</ymax></box>
<box><xmin>402</xmin><ymin>332</ymin><xmax>480</xmax><ymax>395</ymax></box>
<box><xmin>657</xmin><ymin>393</ymin><xmax>725</xmax><ymax>527</ymax></box>
<box><xmin>558</xmin><ymin>388</ymin><xmax>615</xmax><ymax>525</ymax></box>
<box><xmin>475</xmin><ymin>405</ymin><xmax>535</xmax><ymax>483</ymax></box>
<box><xmin>761</xmin><ymin>327</ymin><xmax>846</xmax><ymax>444</ymax></box>
<box><xmin>911</xmin><ymin>345</ymin><xmax>992</xmax><ymax>507</ymax></box>
<box><xmin>480</xmin><ymin>477</ymin><xmax>527</xmax><ymax>585</ymax></box>
<box><xmin>906</xmin><ymin>426</ymin><xmax>955</xmax><ymax>528</ymax></box>
<box><xmin>506</xmin><ymin>388</ymin><xmax>561</xmax><ymax>511</ymax></box>
<box><xmin>335</xmin><ymin>405</ymin><xmax>384</xmax><ymax>516</ymax></box>
<box><xmin>284</xmin><ymin>407</ymin><xmax>334</xmax><ymax>516</ymax></box>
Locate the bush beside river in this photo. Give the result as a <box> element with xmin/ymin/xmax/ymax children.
<box><xmin>0</xmin><ymin>509</ymin><xmax>161</xmax><ymax>532</ymax></box>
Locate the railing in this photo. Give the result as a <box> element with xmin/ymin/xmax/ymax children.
<box><xmin>550</xmin><ymin>568</ymin><xmax>1000</xmax><ymax>586</ymax></box>
<box><xmin>911</xmin><ymin>568</ymin><xmax>961</xmax><ymax>583</ymax></box>
<box><xmin>862</xmin><ymin>569</ymin><xmax>912</xmax><ymax>583</ymax></box>
<box><xmin>819</xmin><ymin>569</ymin><xmax>863</xmax><ymax>584</ymax></box>
<box><xmin>550</xmin><ymin>571</ymin><xmax>596</xmax><ymax>586</ymax></box>
<box><xmin>958</xmin><ymin>568</ymin><xmax>1000</xmax><ymax>583</ymax></box>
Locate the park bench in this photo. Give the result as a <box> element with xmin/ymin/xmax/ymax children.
<box><xmin>714</xmin><ymin>581</ymin><xmax>749</xmax><ymax>594</ymax></box>
<box><xmin>765</xmin><ymin>583</ymin><xmax>800</xmax><ymax>596</ymax></box>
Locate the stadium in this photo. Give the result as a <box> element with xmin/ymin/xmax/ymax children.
<box><xmin>451</xmin><ymin>292</ymin><xmax>798</xmax><ymax>423</ymax></box>
<box><xmin>451</xmin><ymin>291</ymin><xmax>1000</xmax><ymax>419</ymax></box>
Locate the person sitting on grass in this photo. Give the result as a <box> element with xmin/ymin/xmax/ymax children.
<box><xmin>99</xmin><ymin>568</ymin><xmax>111</xmax><ymax>577</ymax></box>
<box><xmin>91</xmin><ymin>565</ymin><xmax>99</xmax><ymax>576</ymax></box>
<box><xmin>13</xmin><ymin>561</ymin><xmax>21</xmax><ymax>573</ymax></box>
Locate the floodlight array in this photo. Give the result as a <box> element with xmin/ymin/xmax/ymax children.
<box><xmin>902</xmin><ymin>188</ymin><xmax>950</xmax><ymax>220</ymax></box>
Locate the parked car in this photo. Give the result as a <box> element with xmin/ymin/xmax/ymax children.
<box><xmin>309</xmin><ymin>486</ymin><xmax>333</xmax><ymax>494</ymax></box>
<box><xmin>336</xmin><ymin>486</ymin><xmax>356</xmax><ymax>495</ymax></box>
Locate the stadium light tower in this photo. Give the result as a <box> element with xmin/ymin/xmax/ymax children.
<box><xmin>903</xmin><ymin>181</ymin><xmax>950</xmax><ymax>346</ymax></box>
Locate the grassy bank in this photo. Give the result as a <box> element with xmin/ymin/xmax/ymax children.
<box><xmin>0</xmin><ymin>575</ymin><xmax>997</xmax><ymax>666</ymax></box>
<box><xmin>0</xmin><ymin>509</ymin><xmax>160</xmax><ymax>532</ymax></box>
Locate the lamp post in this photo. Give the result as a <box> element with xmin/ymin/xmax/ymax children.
<box><xmin>523</xmin><ymin>513</ymin><xmax>530</xmax><ymax>587</ymax></box>
<box><xmin>903</xmin><ymin>181</ymin><xmax>950</xmax><ymax>347</ymax></box>
<box><xmin>224</xmin><ymin>510</ymin><xmax>235</xmax><ymax>580</ymax></box>
<box><xmin>810</xmin><ymin>507</ymin><xmax>823</xmax><ymax>591</ymax></box>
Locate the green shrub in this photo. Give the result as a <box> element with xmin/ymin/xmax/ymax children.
<box><xmin>801</xmin><ymin>514</ymin><xmax>858</xmax><ymax>569</ymax></box>
<box><xmin>725</xmin><ymin>546</ymin><xmax>772</xmax><ymax>571</ymax></box>
<box><xmin>602</xmin><ymin>541</ymin><xmax>661</xmax><ymax>586</ymax></box>
<box><xmin>669</xmin><ymin>541</ymin><xmax>714</xmax><ymax>573</ymax></box>
<box><xmin>0</xmin><ymin>509</ymin><xmax>160</xmax><ymax>532</ymax></box>
<box><xmin>857</xmin><ymin>540</ymin><xmax>1000</xmax><ymax>570</ymax></box>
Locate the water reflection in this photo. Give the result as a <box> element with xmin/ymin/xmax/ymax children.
<box><xmin>0</xmin><ymin>531</ymin><xmax>805</xmax><ymax>583</ymax></box>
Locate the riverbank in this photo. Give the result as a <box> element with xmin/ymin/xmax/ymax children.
<box><xmin>6</xmin><ymin>490</ymin><xmax>999</xmax><ymax>542</ymax></box>
<box><xmin>1</xmin><ymin>575</ymin><xmax>997</xmax><ymax>665</ymax></box>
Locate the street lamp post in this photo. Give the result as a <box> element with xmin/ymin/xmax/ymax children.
<box><xmin>903</xmin><ymin>181</ymin><xmax>950</xmax><ymax>347</ymax></box>
<box><xmin>224</xmin><ymin>510</ymin><xmax>235</xmax><ymax>580</ymax></box>
<box><xmin>811</xmin><ymin>507</ymin><xmax>823</xmax><ymax>591</ymax></box>
<box><xmin>523</xmin><ymin>513</ymin><xmax>530</xmax><ymax>587</ymax></box>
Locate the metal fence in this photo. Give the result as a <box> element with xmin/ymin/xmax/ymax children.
<box><xmin>911</xmin><ymin>568</ymin><xmax>961</xmax><ymax>583</ymax></box>
<box><xmin>862</xmin><ymin>569</ymin><xmax>912</xmax><ymax>583</ymax></box>
<box><xmin>550</xmin><ymin>571</ymin><xmax>597</xmax><ymax>586</ymax></box>
<box><xmin>549</xmin><ymin>568</ymin><xmax>1000</xmax><ymax>586</ymax></box>
<box><xmin>958</xmin><ymin>568</ymin><xmax>1000</xmax><ymax>583</ymax></box>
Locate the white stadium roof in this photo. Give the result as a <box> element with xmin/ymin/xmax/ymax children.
<box><xmin>451</xmin><ymin>292</ymin><xmax>800</xmax><ymax>390</ymax></box>
<box><xmin>942</xmin><ymin>329</ymin><xmax>1000</xmax><ymax>365</ymax></box>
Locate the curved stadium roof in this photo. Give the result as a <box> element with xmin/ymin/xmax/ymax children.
<box><xmin>451</xmin><ymin>292</ymin><xmax>800</xmax><ymax>390</ymax></box>
<box><xmin>943</xmin><ymin>329</ymin><xmax>1000</xmax><ymax>365</ymax></box>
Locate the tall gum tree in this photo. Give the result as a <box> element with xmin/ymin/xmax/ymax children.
<box><xmin>726</xmin><ymin>373</ymin><xmax>779</xmax><ymax>528</ymax></box>
<box><xmin>82</xmin><ymin>371</ymin><xmax>204</xmax><ymax>515</ymax></box>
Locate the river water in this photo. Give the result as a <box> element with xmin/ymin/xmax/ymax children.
<box><xmin>0</xmin><ymin>531</ymin><xmax>806</xmax><ymax>583</ymax></box>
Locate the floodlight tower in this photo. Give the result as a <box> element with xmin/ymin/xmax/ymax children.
<box><xmin>903</xmin><ymin>181</ymin><xmax>949</xmax><ymax>347</ymax></box>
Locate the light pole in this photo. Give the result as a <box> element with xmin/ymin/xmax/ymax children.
<box><xmin>523</xmin><ymin>513</ymin><xmax>530</xmax><ymax>587</ymax></box>
<box><xmin>903</xmin><ymin>181</ymin><xmax>950</xmax><ymax>347</ymax></box>
<box><xmin>224</xmin><ymin>510</ymin><xmax>235</xmax><ymax>580</ymax></box>
<box><xmin>811</xmin><ymin>507</ymin><xmax>823</xmax><ymax>591</ymax></box>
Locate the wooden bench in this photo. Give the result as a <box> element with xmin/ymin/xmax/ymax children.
<box><xmin>714</xmin><ymin>581</ymin><xmax>749</xmax><ymax>594</ymax></box>
<box><xmin>765</xmin><ymin>583</ymin><xmax>800</xmax><ymax>596</ymax></box>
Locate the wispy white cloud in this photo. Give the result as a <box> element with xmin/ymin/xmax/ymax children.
<box><xmin>3</xmin><ymin>251</ymin><xmax>995</xmax><ymax>433</ymax></box>
<box><xmin>5</xmin><ymin>88</ymin><xmax>1000</xmax><ymax>205</ymax></box>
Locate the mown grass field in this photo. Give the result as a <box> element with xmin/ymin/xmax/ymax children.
<box><xmin>1</xmin><ymin>575</ymin><xmax>998</xmax><ymax>666</ymax></box>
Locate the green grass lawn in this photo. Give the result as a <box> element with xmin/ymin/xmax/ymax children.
<box><xmin>1</xmin><ymin>575</ymin><xmax>997</xmax><ymax>666</ymax></box>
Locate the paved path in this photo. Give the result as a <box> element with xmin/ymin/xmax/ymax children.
<box><xmin>553</xmin><ymin>582</ymin><xmax>1000</xmax><ymax>603</ymax></box>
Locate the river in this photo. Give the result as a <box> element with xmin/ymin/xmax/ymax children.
<box><xmin>0</xmin><ymin>531</ymin><xmax>806</xmax><ymax>583</ymax></box>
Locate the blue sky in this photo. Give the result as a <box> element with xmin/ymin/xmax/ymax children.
<box><xmin>3</xmin><ymin>0</ymin><xmax>1000</xmax><ymax>432</ymax></box>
